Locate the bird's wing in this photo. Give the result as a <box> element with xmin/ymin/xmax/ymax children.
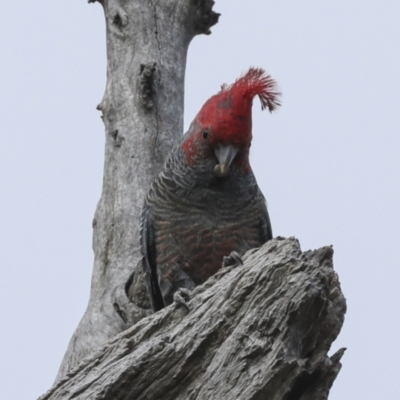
<box><xmin>260</xmin><ymin>197</ymin><xmax>273</xmax><ymax>243</ymax></box>
<box><xmin>140</xmin><ymin>203</ymin><xmax>164</xmax><ymax>311</ymax></box>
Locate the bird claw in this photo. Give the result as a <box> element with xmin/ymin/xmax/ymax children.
<box><xmin>173</xmin><ymin>288</ymin><xmax>191</xmax><ymax>311</ymax></box>
<box><xmin>222</xmin><ymin>251</ymin><xmax>243</xmax><ymax>268</ymax></box>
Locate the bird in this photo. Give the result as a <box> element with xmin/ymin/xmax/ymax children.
<box><xmin>140</xmin><ymin>67</ymin><xmax>281</xmax><ymax>311</ymax></box>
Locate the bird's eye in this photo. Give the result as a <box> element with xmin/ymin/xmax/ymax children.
<box><xmin>202</xmin><ymin>129</ymin><xmax>209</xmax><ymax>140</ymax></box>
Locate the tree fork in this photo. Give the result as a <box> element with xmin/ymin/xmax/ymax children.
<box><xmin>55</xmin><ymin>0</ymin><xmax>219</xmax><ymax>381</ymax></box>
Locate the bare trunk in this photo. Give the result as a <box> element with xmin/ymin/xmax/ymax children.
<box><xmin>56</xmin><ymin>0</ymin><xmax>219</xmax><ymax>381</ymax></box>
<box><xmin>49</xmin><ymin>1</ymin><xmax>347</xmax><ymax>398</ymax></box>
<box><xmin>42</xmin><ymin>238</ymin><xmax>346</xmax><ymax>400</ymax></box>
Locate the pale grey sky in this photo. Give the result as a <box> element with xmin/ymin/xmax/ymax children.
<box><xmin>1</xmin><ymin>1</ymin><xmax>399</xmax><ymax>399</ymax></box>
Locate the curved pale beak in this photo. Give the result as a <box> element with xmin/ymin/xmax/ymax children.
<box><xmin>214</xmin><ymin>144</ymin><xmax>239</xmax><ymax>177</ymax></box>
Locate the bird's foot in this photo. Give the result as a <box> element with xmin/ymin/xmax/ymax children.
<box><xmin>222</xmin><ymin>251</ymin><xmax>243</xmax><ymax>268</ymax></box>
<box><xmin>173</xmin><ymin>288</ymin><xmax>191</xmax><ymax>311</ymax></box>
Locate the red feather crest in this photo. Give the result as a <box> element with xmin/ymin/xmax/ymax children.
<box><xmin>183</xmin><ymin>67</ymin><xmax>281</xmax><ymax>162</ymax></box>
<box><xmin>223</xmin><ymin>67</ymin><xmax>281</xmax><ymax>112</ymax></box>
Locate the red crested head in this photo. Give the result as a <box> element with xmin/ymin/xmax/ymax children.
<box><xmin>182</xmin><ymin>67</ymin><xmax>281</xmax><ymax>177</ymax></box>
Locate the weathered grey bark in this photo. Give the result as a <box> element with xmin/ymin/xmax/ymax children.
<box><xmin>42</xmin><ymin>238</ymin><xmax>346</xmax><ymax>400</ymax></box>
<box><xmin>50</xmin><ymin>2</ymin><xmax>347</xmax><ymax>398</ymax></box>
<box><xmin>56</xmin><ymin>0</ymin><xmax>220</xmax><ymax>381</ymax></box>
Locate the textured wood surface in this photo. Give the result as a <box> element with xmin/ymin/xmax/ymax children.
<box><xmin>55</xmin><ymin>0</ymin><xmax>220</xmax><ymax>381</ymax></box>
<box><xmin>42</xmin><ymin>237</ymin><xmax>346</xmax><ymax>400</ymax></box>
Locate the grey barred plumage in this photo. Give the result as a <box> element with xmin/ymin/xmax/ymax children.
<box><xmin>140</xmin><ymin>67</ymin><xmax>279</xmax><ymax>311</ymax></box>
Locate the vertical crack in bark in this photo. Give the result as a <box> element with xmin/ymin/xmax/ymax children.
<box><xmin>139</xmin><ymin>63</ymin><xmax>157</xmax><ymax>112</ymax></box>
<box><xmin>153</xmin><ymin>72</ymin><xmax>161</xmax><ymax>157</ymax></box>
<box><xmin>150</xmin><ymin>0</ymin><xmax>162</xmax><ymax>53</ymax></box>
<box><xmin>113</xmin><ymin>302</ymin><xmax>128</xmax><ymax>323</ymax></box>
<box><xmin>138</xmin><ymin>62</ymin><xmax>161</xmax><ymax>164</ymax></box>
<box><xmin>149</xmin><ymin>0</ymin><xmax>162</xmax><ymax>156</ymax></box>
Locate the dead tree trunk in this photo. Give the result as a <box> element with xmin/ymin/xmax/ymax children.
<box><xmin>42</xmin><ymin>238</ymin><xmax>346</xmax><ymax>400</ymax></box>
<box><xmin>50</xmin><ymin>1</ymin><xmax>347</xmax><ymax>398</ymax></box>
<box><xmin>55</xmin><ymin>0</ymin><xmax>219</xmax><ymax>381</ymax></box>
